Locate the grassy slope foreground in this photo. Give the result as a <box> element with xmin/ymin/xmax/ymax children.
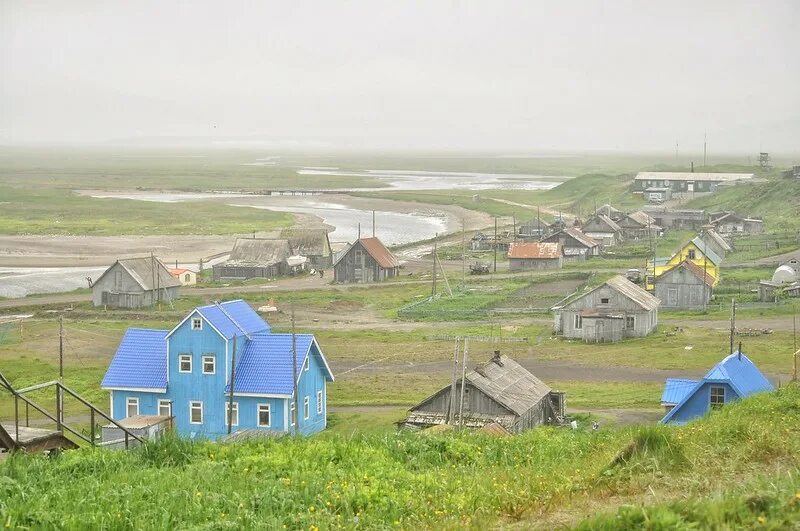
<box><xmin>2</xmin><ymin>387</ymin><xmax>799</xmax><ymax>530</ymax></box>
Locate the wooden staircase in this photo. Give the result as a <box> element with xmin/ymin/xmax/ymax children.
<box><xmin>0</xmin><ymin>371</ymin><xmax>143</xmax><ymax>453</ymax></box>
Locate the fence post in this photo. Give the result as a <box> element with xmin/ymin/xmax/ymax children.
<box><xmin>90</xmin><ymin>408</ymin><xmax>95</xmax><ymax>446</ymax></box>
<box><xmin>25</xmin><ymin>401</ymin><xmax>29</xmax><ymax>427</ymax></box>
<box><xmin>14</xmin><ymin>394</ymin><xmax>19</xmax><ymax>443</ymax></box>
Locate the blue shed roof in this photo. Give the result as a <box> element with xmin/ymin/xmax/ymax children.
<box><xmin>101</xmin><ymin>328</ymin><xmax>168</xmax><ymax>390</ymax></box>
<box><xmin>226</xmin><ymin>333</ymin><xmax>334</xmax><ymax>396</ymax></box>
<box><xmin>661</xmin><ymin>378</ymin><xmax>698</xmax><ymax>405</ymax></box>
<box><xmin>171</xmin><ymin>299</ymin><xmax>270</xmax><ymax>340</ymax></box>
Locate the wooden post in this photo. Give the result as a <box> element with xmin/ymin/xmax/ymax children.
<box><xmin>730</xmin><ymin>298</ymin><xmax>736</xmax><ymax>355</ymax></box>
<box><xmin>58</xmin><ymin>316</ymin><xmax>64</xmax><ymax>428</ymax></box>
<box><xmin>447</xmin><ymin>338</ymin><xmax>460</xmax><ymax>424</ymax></box>
<box><xmin>458</xmin><ymin>339</ymin><xmax>469</xmax><ymax>430</ymax></box>
<box><xmin>461</xmin><ymin>219</ymin><xmax>466</xmax><ymax>288</ymax></box>
<box><xmin>493</xmin><ymin>218</ymin><xmax>497</xmax><ymax>273</ymax></box>
<box><xmin>431</xmin><ymin>236</ymin><xmax>437</xmax><ymax>297</ymax></box>
<box><xmin>90</xmin><ymin>408</ymin><xmax>96</xmax><ymax>446</ymax></box>
<box><xmin>14</xmin><ymin>394</ymin><xmax>19</xmax><ymax>443</ymax></box>
<box><xmin>228</xmin><ymin>335</ymin><xmax>237</xmax><ymax>434</ymax></box>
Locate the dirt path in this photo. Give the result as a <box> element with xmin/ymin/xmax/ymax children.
<box><xmin>729</xmin><ymin>248</ymin><xmax>800</xmax><ymax>267</ymax></box>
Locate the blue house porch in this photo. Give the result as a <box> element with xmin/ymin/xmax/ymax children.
<box><xmin>101</xmin><ymin>300</ymin><xmax>334</xmax><ymax>439</ymax></box>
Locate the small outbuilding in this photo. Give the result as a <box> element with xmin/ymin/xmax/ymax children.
<box><xmin>709</xmin><ymin>212</ymin><xmax>764</xmax><ymax>235</ymax></box>
<box><xmin>581</xmin><ymin>215</ymin><xmax>623</xmax><ymax>247</ymax></box>
<box><xmin>660</xmin><ymin>351</ymin><xmax>773</xmax><ymax>425</ymax></box>
<box><xmin>92</xmin><ymin>257</ymin><xmax>181</xmax><ymax>308</ymax></box>
<box><xmin>654</xmin><ymin>260</ymin><xmax>715</xmax><ymax>309</ymax></box>
<box><xmin>517</xmin><ymin>218</ymin><xmax>550</xmax><ymax>240</ymax></box>
<box><xmin>507</xmin><ymin>242</ymin><xmax>562</xmax><ymax>271</ymax></box>
<box><xmin>169</xmin><ymin>268</ymin><xmax>197</xmax><ymax>286</ymax></box>
<box><xmin>699</xmin><ymin>229</ymin><xmax>732</xmax><ymax>258</ymax></box>
<box><xmin>552</xmin><ymin>275</ymin><xmax>660</xmax><ymax>343</ymax></box>
<box><xmin>333</xmin><ymin>237</ymin><xmax>400</xmax><ymax>283</ymax></box>
<box><xmin>617</xmin><ymin>211</ymin><xmax>662</xmax><ymax>240</ymax></box>
<box><xmin>470</xmin><ymin>232</ymin><xmax>493</xmax><ymax>251</ymax></box>
<box><xmin>213</xmin><ymin>239</ymin><xmax>292</xmax><ymax>280</ymax></box>
<box><xmin>279</xmin><ymin>228</ymin><xmax>333</xmax><ymax>268</ymax></box>
<box><xmin>541</xmin><ymin>228</ymin><xmax>600</xmax><ymax>261</ymax></box>
<box><xmin>400</xmin><ymin>352</ymin><xmax>565</xmax><ymax>433</ymax></box>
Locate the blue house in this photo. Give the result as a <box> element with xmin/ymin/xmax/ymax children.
<box><xmin>101</xmin><ymin>300</ymin><xmax>334</xmax><ymax>439</ymax></box>
<box><xmin>660</xmin><ymin>351</ymin><xmax>773</xmax><ymax>425</ymax></box>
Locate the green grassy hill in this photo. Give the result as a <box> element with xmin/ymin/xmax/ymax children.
<box><xmin>2</xmin><ymin>386</ymin><xmax>799</xmax><ymax>529</ymax></box>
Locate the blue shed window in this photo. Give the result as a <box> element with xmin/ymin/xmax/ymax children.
<box><xmin>710</xmin><ymin>386</ymin><xmax>725</xmax><ymax>409</ymax></box>
<box><xmin>257</xmin><ymin>404</ymin><xmax>271</xmax><ymax>427</ymax></box>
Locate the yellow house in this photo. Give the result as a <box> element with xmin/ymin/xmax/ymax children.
<box><xmin>646</xmin><ymin>237</ymin><xmax>721</xmax><ymax>290</ymax></box>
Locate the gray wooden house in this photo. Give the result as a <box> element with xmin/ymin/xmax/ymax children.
<box><xmin>279</xmin><ymin>228</ymin><xmax>333</xmax><ymax>268</ymax></box>
<box><xmin>643</xmin><ymin>208</ymin><xmax>707</xmax><ymax>230</ymax></box>
<box><xmin>552</xmin><ymin>275</ymin><xmax>660</xmax><ymax>343</ymax></box>
<box><xmin>709</xmin><ymin>212</ymin><xmax>764</xmax><ymax>235</ymax></box>
<box><xmin>400</xmin><ymin>352</ymin><xmax>565</xmax><ymax>433</ymax></box>
<box><xmin>581</xmin><ymin>214</ymin><xmax>623</xmax><ymax>247</ymax></box>
<box><xmin>507</xmin><ymin>242</ymin><xmax>562</xmax><ymax>271</ymax></box>
<box><xmin>470</xmin><ymin>232</ymin><xmax>493</xmax><ymax>251</ymax></box>
<box><xmin>517</xmin><ymin>218</ymin><xmax>550</xmax><ymax>240</ymax></box>
<box><xmin>333</xmin><ymin>237</ymin><xmax>400</xmax><ymax>283</ymax></box>
<box><xmin>213</xmin><ymin>238</ymin><xmax>292</xmax><ymax>280</ymax></box>
<box><xmin>617</xmin><ymin>211</ymin><xmax>662</xmax><ymax>240</ymax></box>
<box><xmin>541</xmin><ymin>228</ymin><xmax>600</xmax><ymax>261</ymax></box>
<box><xmin>655</xmin><ymin>260</ymin><xmax>715</xmax><ymax>309</ymax></box>
<box><xmin>699</xmin><ymin>229</ymin><xmax>732</xmax><ymax>258</ymax></box>
<box><xmin>92</xmin><ymin>257</ymin><xmax>181</xmax><ymax>308</ymax></box>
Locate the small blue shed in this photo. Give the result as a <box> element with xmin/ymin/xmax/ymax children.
<box><xmin>101</xmin><ymin>300</ymin><xmax>334</xmax><ymax>439</ymax></box>
<box><xmin>660</xmin><ymin>351</ymin><xmax>773</xmax><ymax>425</ymax></box>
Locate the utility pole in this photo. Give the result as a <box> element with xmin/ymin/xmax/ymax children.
<box><xmin>457</xmin><ymin>339</ymin><xmax>469</xmax><ymax>430</ymax></box>
<box><xmin>703</xmin><ymin>131</ymin><xmax>707</xmax><ymax>167</ymax></box>
<box><xmin>432</xmin><ymin>235</ymin><xmax>437</xmax><ymax>297</ymax></box>
<box><xmin>461</xmin><ymin>219</ymin><xmax>466</xmax><ymax>288</ymax></box>
<box><xmin>58</xmin><ymin>315</ymin><xmax>64</xmax><ymax>429</ymax></box>
<box><xmin>729</xmin><ymin>299</ymin><xmax>736</xmax><ymax>355</ymax></box>
<box><xmin>493</xmin><ymin>217</ymin><xmax>497</xmax><ymax>273</ymax></box>
<box><xmin>537</xmin><ymin>206</ymin><xmax>541</xmax><ymax>241</ymax></box>
<box><xmin>447</xmin><ymin>338</ymin><xmax>460</xmax><ymax>424</ymax></box>
<box><xmin>793</xmin><ymin>304</ymin><xmax>797</xmax><ymax>381</ymax></box>
<box><xmin>372</xmin><ymin>210</ymin><xmax>376</xmax><ymax>237</ymax></box>
<box><xmin>291</xmin><ymin>303</ymin><xmax>299</xmax><ymax>436</ymax></box>
<box><xmin>512</xmin><ymin>213</ymin><xmax>516</xmax><ymax>242</ymax></box>
<box><xmin>227</xmin><ymin>335</ymin><xmax>237</xmax><ymax>434</ymax></box>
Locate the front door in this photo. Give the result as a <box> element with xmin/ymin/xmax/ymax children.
<box><xmin>667</xmin><ymin>288</ymin><xmax>678</xmax><ymax>307</ymax></box>
<box><xmin>595</xmin><ymin>320</ymin><xmax>605</xmax><ymax>343</ymax></box>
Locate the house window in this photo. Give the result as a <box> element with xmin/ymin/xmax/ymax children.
<box><xmin>189</xmin><ymin>401</ymin><xmax>203</xmax><ymax>424</ymax></box>
<box><xmin>257</xmin><ymin>404</ymin><xmax>271</xmax><ymax>427</ymax></box>
<box><xmin>202</xmin><ymin>355</ymin><xmax>215</xmax><ymax>375</ymax></box>
<box><xmin>625</xmin><ymin>316</ymin><xmax>635</xmax><ymax>330</ymax></box>
<box><xmin>225</xmin><ymin>402</ymin><xmax>239</xmax><ymax>426</ymax></box>
<box><xmin>158</xmin><ymin>400</ymin><xmax>172</xmax><ymax>417</ymax></box>
<box><xmin>710</xmin><ymin>386</ymin><xmax>725</xmax><ymax>409</ymax></box>
<box><xmin>290</xmin><ymin>402</ymin><xmax>296</xmax><ymax>426</ymax></box>
<box><xmin>304</xmin><ymin>357</ymin><xmax>309</xmax><ymax>372</ymax></box>
<box><xmin>184</xmin><ymin>273</ymin><xmax>191</xmax><ymax>282</ymax></box>
<box><xmin>191</xmin><ymin>318</ymin><xmax>202</xmax><ymax>330</ymax></box>
<box><xmin>179</xmin><ymin>354</ymin><xmax>192</xmax><ymax>373</ymax></box>
<box><xmin>317</xmin><ymin>390</ymin><xmax>323</xmax><ymax>415</ymax></box>
<box><xmin>687</xmin><ymin>249</ymin><xmax>696</xmax><ymax>260</ymax></box>
<box><xmin>303</xmin><ymin>396</ymin><xmax>310</xmax><ymax>420</ymax></box>
<box><xmin>126</xmin><ymin>397</ymin><xmax>139</xmax><ymax>418</ymax></box>
<box><xmin>574</xmin><ymin>314</ymin><xmax>583</xmax><ymax>329</ymax></box>
<box><xmin>600</xmin><ymin>297</ymin><xmax>609</xmax><ymax>304</ymax></box>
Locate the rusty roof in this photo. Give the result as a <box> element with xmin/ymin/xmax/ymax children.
<box><xmin>357</xmin><ymin>237</ymin><xmax>400</xmax><ymax>269</ymax></box>
<box><xmin>507</xmin><ymin>242</ymin><xmax>561</xmax><ymax>259</ymax></box>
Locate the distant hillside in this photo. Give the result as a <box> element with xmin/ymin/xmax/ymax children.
<box><xmin>2</xmin><ymin>386</ymin><xmax>799</xmax><ymax>529</ymax></box>
<box><xmin>541</xmin><ymin>172</ymin><xmax>643</xmax><ymax>213</ymax></box>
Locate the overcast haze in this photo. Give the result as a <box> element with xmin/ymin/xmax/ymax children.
<box><xmin>1</xmin><ymin>1</ymin><xmax>798</xmax><ymax>153</ymax></box>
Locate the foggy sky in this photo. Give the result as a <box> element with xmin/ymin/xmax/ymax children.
<box><xmin>1</xmin><ymin>1</ymin><xmax>798</xmax><ymax>153</ymax></box>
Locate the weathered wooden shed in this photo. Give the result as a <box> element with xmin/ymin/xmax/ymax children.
<box><xmin>643</xmin><ymin>208</ymin><xmax>707</xmax><ymax>230</ymax></box>
<box><xmin>517</xmin><ymin>218</ymin><xmax>550</xmax><ymax>240</ymax></box>
<box><xmin>279</xmin><ymin>228</ymin><xmax>333</xmax><ymax>268</ymax></box>
<box><xmin>617</xmin><ymin>211</ymin><xmax>662</xmax><ymax>240</ymax></box>
<box><xmin>541</xmin><ymin>228</ymin><xmax>600</xmax><ymax>261</ymax></box>
<box><xmin>333</xmin><ymin>237</ymin><xmax>400</xmax><ymax>283</ymax></box>
<box><xmin>655</xmin><ymin>260</ymin><xmax>715</xmax><ymax>309</ymax></box>
<box><xmin>470</xmin><ymin>232</ymin><xmax>493</xmax><ymax>251</ymax></box>
<box><xmin>92</xmin><ymin>257</ymin><xmax>181</xmax><ymax>308</ymax></box>
<box><xmin>699</xmin><ymin>229</ymin><xmax>732</xmax><ymax>258</ymax></box>
<box><xmin>552</xmin><ymin>275</ymin><xmax>660</xmax><ymax>343</ymax></box>
<box><xmin>581</xmin><ymin>214</ymin><xmax>623</xmax><ymax>247</ymax></box>
<box><xmin>507</xmin><ymin>242</ymin><xmax>562</xmax><ymax>271</ymax></box>
<box><xmin>709</xmin><ymin>212</ymin><xmax>764</xmax><ymax>235</ymax></box>
<box><xmin>400</xmin><ymin>353</ymin><xmax>565</xmax><ymax>433</ymax></box>
<box><xmin>213</xmin><ymin>238</ymin><xmax>292</xmax><ymax>280</ymax></box>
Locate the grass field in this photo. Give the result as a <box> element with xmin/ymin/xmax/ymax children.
<box><xmin>2</xmin><ymin>386</ymin><xmax>799</xmax><ymax>529</ymax></box>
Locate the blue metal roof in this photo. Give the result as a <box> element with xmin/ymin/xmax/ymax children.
<box><xmin>661</xmin><ymin>378</ymin><xmax>698</xmax><ymax>405</ymax></box>
<box><xmin>101</xmin><ymin>328</ymin><xmax>168</xmax><ymax>390</ymax></box>
<box><xmin>226</xmin><ymin>333</ymin><xmax>333</xmax><ymax>395</ymax></box>
<box><xmin>196</xmin><ymin>300</ymin><xmax>270</xmax><ymax>339</ymax></box>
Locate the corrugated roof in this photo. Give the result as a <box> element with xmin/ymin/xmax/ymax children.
<box><xmin>227</xmin><ymin>333</ymin><xmax>334</xmax><ymax>395</ymax></box>
<box><xmin>507</xmin><ymin>242</ymin><xmax>561</xmax><ymax>259</ymax></box>
<box><xmin>689</xmin><ymin>237</ymin><xmax>723</xmax><ymax>266</ymax></box>
<box><xmin>357</xmin><ymin>237</ymin><xmax>400</xmax><ymax>269</ymax></box>
<box><xmin>605</xmin><ymin>275</ymin><xmax>661</xmax><ymax>310</ymax></box>
<box><xmin>702</xmin><ymin>229</ymin><xmax>732</xmax><ymax>252</ymax></box>
<box><xmin>661</xmin><ymin>378</ymin><xmax>698</xmax><ymax>405</ymax></box>
<box><xmin>101</xmin><ymin>328</ymin><xmax>168</xmax><ymax>390</ymax></box>
<box><xmin>95</xmin><ymin>257</ymin><xmax>182</xmax><ymax>291</ymax></box>
<box><xmin>225</xmin><ymin>238</ymin><xmax>292</xmax><ymax>267</ymax></box>
<box><xmin>628</xmin><ymin>210</ymin><xmax>657</xmax><ymax>227</ymax></box>
<box><xmin>196</xmin><ymin>300</ymin><xmax>270</xmax><ymax>339</ymax></box>
<box><xmin>586</xmin><ymin>214</ymin><xmax>622</xmax><ymax>233</ymax></box>
<box><xmin>543</xmin><ymin>228</ymin><xmax>598</xmax><ymax>249</ymax></box>
<box><xmin>658</xmin><ymin>260</ymin><xmax>717</xmax><ymax>288</ymax></box>
<box><xmin>465</xmin><ymin>355</ymin><xmax>552</xmax><ymax>416</ymax></box>
<box><xmin>279</xmin><ymin>228</ymin><xmax>331</xmax><ymax>257</ymax></box>
<box><xmin>635</xmin><ymin>172</ymin><xmax>754</xmax><ymax>182</ymax></box>
<box><xmin>103</xmin><ymin>415</ymin><xmax>171</xmax><ymax>429</ymax></box>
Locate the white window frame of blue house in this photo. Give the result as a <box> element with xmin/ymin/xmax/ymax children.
<box><xmin>202</xmin><ymin>355</ymin><xmax>216</xmax><ymax>375</ymax></box>
<box><xmin>290</xmin><ymin>402</ymin><xmax>296</xmax><ymax>426</ymax></box>
<box><xmin>317</xmin><ymin>390</ymin><xmax>323</xmax><ymax>415</ymax></box>
<box><xmin>158</xmin><ymin>399</ymin><xmax>171</xmax><ymax>417</ymax></box>
<box><xmin>179</xmin><ymin>354</ymin><xmax>192</xmax><ymax>373</ymax></box>
<box><xmin>304</xmin><ymin>357</ymin><xmax>309</xmax><ymax>372</ymax></box>
<box><xmin>710</xmin><ymin>386</ymin><xmax>725</xmax><ymax>409</ymax></box>
<box><xmin>303</xmin><ymin>396</ymin><xmax>310</xmax><ymax>420</ymax></box>
<box><xmin>126</xmin><ymin>397</ymin><xmax>139</xmax><ymax>418</ymax></box>
<box><xmin>257</xmin><ymin>404</ymin><xmax>271</xmax><ymax>427</ymax></box>
<box><xmin>189</xmin><ymin>401</ymin><xmax>203</xmax><ymax>424</ymax></box>
<box><xmin>191</xmin><ymin>318</ymin><xmax>203</xmax><ymax>330</ymax></box>
<box><xmin>225</xmin><ymin>402</ymin><xmax>239</xmax><ymax>426</ymax></box>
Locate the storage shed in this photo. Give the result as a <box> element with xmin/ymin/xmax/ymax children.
<box><xmin>655</xmin><ymin>260</ymin><xmax>715</xmax><ymax>309</ymax></box>
<box><xmin>213</xmin><ymin>239</ymin><xmax>292</xmax><ymax>280</ymax></box>
<box><xmin>92</xmin><ymin>257</ymin><xmax>181</xmax><ymax>308</ymax></box>
<box><xmin>333</xmin><ymin>237</ymin><xmax>400</xmax><ymax>283</ymax></box>
<box><xmin>517</xmin><ymin>218</ymin><xmax>550</xmax><ymax>240</ymax></box>
<box><xmin>279</xmin><ymin>228</ymin><xmax>333</xmax><ymax>268</ymax></box>
<box><xmin>541</xmin><ymin>228</ymin><xmax>600</xmax><ymax>261</ymax></box>
<box><xmin>581</xmin><ymin>214</ymin><xmax>623</xmax><ymax>246</ymax></box>
<box><xmin>507</xmin><ymin>242</ymin><xmax>562</xmax><ymax>271</ymax></box>
<box><xmin>400</xmin><ymin>352</ymin><xmax>565</xmax><ymax>433</ymax></box>
<box><xmin>552</xmin><ymin>275</ymin><xmax>660</xmax><ymax>343</ymax></box>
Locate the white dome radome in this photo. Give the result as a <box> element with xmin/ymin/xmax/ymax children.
<box><xmin>772</xmin><ymin>265</ymin><xmax>797</xmax><ymax>284</ymax></box>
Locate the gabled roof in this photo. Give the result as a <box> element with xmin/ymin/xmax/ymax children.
<box><xmin>194</xmin><ymin>300</ymin><xmax>270</xmax><ymax>340</ymax></box>
<box><xmin>702</xmin><ymin>229</ymin><xmax>732</xmax><ymax>252</ymax></box>
<box><xmin>689</xmin><ymin>237</ymin><xmax>723</xmax><ymax>266</ymax></box>
<box><xmin>554</xmin><ymin>275</ymin><xmax>660</xmax><ymax>311</ymax></box>
<box><xmin>635</xmin><ymin>172</ymin><xmax>754</xmax><ymax>183</ymax></box>
<box><xmin>465</xmin><ymin>355</ymin><xmax>552</xmax><ymax>416</ymax></box>
<box><xmin>543</xmin><ymin>228</ymin><xmax>599</xmax><ymax>249</ymax></box>
<box><xmin>507</xmin><ymin>242</ymin><xmax>561</xmax><ymax>259</ymax></box>
<box><xmin>658</xmin><ymin>260</ymin><xmax>716</xmax><ymax>288</ymax></box>
<box><xmin>95</xmin><ymin>257</ymin><xmax>181</xmax><ymax>291</ymax></box>
<box><xmin>227</xmin><ymin>334</ymin><xmax>334</xmax><ymax>395</ymax></box>
<box><xmin>661</xmin><ymin>352</ymin><xmax>774</xmax><ymax>424</ymax></box>
<box><xmin>519</xmin><ymin>218</ymin><xmax>549</xmax><ymax>230</ymax></box>
<box><xmin>101</xmin><ymin>328</ymin><xmax>168</xmax><ymax>391</ymax></box>
<box><xmin>336</xmin><ymin>237</ymin><xmax>400</xmax><ymax>269</ymax></box>
<box><xmin>279</xmin><ymin>228</ymin><xmax>331</xmax><ymax>257</ymax></box>
<box><xmin>627</xmin><ymin>210</ymin><xmax>657</xmax><ymax>228</ymax></box>
<box><xmin>584</xmin><ymin>214</ymin><xmax>622</xmax><ymax>233</ymax></box>
<box><xmin>661</xmin><ymin>378</ymin><xmax>698</xmax><ymax>405</ymax></box>
<box><xmin>225</xmin><ymin>238</ymin><xmax>292</xmax><ymax>267</ymax></box>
